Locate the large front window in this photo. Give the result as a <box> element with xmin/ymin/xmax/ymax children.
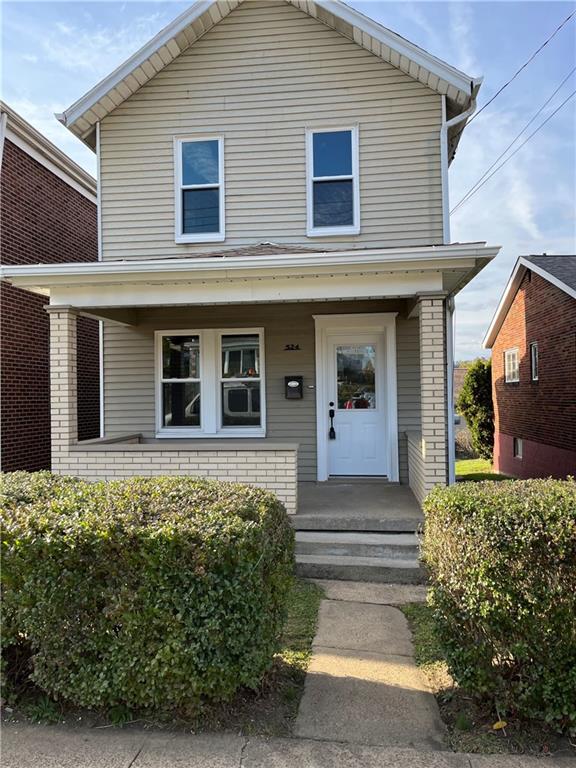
<box><xmin>175</xmin><ymin>137</ymin><xmax>224</xmax><ymax>243</ymax></box>
<box><xmin>156</xmin><ymin>329</ymin><xmax>265</xmax><ymax>436</ymax></box>
<box><xmin>307</xmin><ymin>127</ymin><xmax>359</xmax><ymax>236</ymax></box>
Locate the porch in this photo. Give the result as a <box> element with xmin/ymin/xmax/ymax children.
<box><xmin>0</xmin><ymin>242</ymin><xmax>500</xmax><ymax>515</ymax></box>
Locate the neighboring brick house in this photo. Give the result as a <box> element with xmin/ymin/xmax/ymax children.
<box><xmin>0</xmin><ymin>102</ymin><xmax>99</xmax><ymax>472</ymax></box>
<box><xmin>483</xmin><ymin>255</ymin><xmax>576</xmax><ymax>479</ymax></box>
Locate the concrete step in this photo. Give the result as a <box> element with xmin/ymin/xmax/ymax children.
<box><xmin>296</xmin><ymin>554</ymin><xmax>425</xmax><ymax>584</ymax></box>
<box><xmin>292</xmin><ymin>514</ymin><xmax>422</xmax><ymax>533</ymax></box>
<box><xmin>295</xmin><ymin>531</ymin><xmax>419</xmax><ymax>560</ymax></box>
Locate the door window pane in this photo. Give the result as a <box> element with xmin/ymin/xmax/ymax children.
<box><xmin>221</xmin><ymin>334</ymin><xmax>260</xmax><ymax>378</ymax></box>
<box><xmin>163</xmin><ymin>382</ymin><xmax>201</xmax><ymax>427</ymax></box>
<box><xmin>313</xmin><ymin>180</ymin><xmax>353</xmax><ymax>228</ymax></box>
<box><xmin>182</xmin><ymin>140</ymin><xmax>219</xmax><ymax>185</ymax></box>
<box><xmin>162</xmin><ymin>336</ymin><xmax>200</xmax><ymax>379</ymax></box>
<box><xmin>221</xmin><ymin>381</ymin><xmax>261</xmax><ymax>426</ymax></box>
<box><xmin>313</xmin><ymin>130</ymin><xmax>352</xmax><ymax>177</ymax></box>
<box><xmin>183</xmin><ymin>189</ymin><xmax>220</xmax><ymax>234</ymax></box>
<box><xmin>336</xmin><ymin>345</ymin><xmax>376</xmax><ymax>409</ymax></box>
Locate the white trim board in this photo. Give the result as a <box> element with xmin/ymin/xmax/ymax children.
<box><xmin>313</xmin><ymin>313</ymin><xmax>399</xmax><ymax>482</ymax></box>
<box><xmin>57</xmin><ymin>0</ymin><xmax>478</xmax><ymax>147</ymax></box>
<box><xmin>483</xmin><ymin>256</ymin><xmax>576</xmax><ymax>349</ymax></box>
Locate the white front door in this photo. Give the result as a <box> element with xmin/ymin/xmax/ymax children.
<box><xmin>326</xmin><ymin>332</ymin><xmax>387</xmax><ymax>476</ymax></box>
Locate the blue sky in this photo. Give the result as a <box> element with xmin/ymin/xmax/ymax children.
<box><xmin>2</xmin><ymin>0</ymin><xmax>575</xmax><ymax>359</ymax></box>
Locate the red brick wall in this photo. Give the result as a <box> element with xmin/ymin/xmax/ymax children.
<box><xmin>492</xmin><ymin>269</ymin><xmax>576</xmax><ymax>478</ymax></box>
<box><xmin>1</xmin><ymin>139</ymin><xmax>99</xmax><ymax>471</ymax></box>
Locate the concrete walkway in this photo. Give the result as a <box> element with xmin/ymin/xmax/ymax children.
<box><xmin>4</xmin><ymin>722</ymin><xmax>575</xmax><ymax>767</ymax></box>
<box><xmin>3</xmin><ymin>582</ymin><xmax>575</xmax><ymax>767</ymax></box>
<box><xmin>294</xmin><ymin>581</ymin><xmax>445</xmax><ymax>749</ymax></box>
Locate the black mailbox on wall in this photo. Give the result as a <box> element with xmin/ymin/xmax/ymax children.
<box><xmin>285</xmin><ymin>376</ymin><xmax>303</xmax><ymax>399</ymax></box>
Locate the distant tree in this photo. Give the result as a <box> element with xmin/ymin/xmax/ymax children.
<box><xmin>456</xmin><ymin>358</ymin><xmax>494</xmax><ymax>460</ymax></box>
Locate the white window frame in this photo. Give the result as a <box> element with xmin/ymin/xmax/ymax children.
<box><xmin>306</xmin><ymin>126</ymin><xmax>360</xmax><ymax>237</ymax></box>
<box><xmin>504</xmin><ymin>348</ymin><xmax>519</xmax><ymax>383</ymax></box>
<box><xmin>513</xmin><ymin>437</ymin><xmax>523</xmax><ymax>459</ymax></box>
<box><xmin>174</xmin><ymin>136</ymin><xmax>225</xmax><ymax>244</ymax></box>
<box><xmin>155</xmin><ymin>328</ymin><xmax>266</xmax><ymax>438</ymax></box>
<box><xmin>530</xmin><ymin>342</ymin><xmax>538</xmax><ymax>381</ymax></box>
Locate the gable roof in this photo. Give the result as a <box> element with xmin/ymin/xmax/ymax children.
<box><xmin>57</xmin><ymin>0</ymin><xmax>480</xmax><ymax>150</ymax></box>
<box><xmin>0</xmin><ymin>101</ymin><xmax>96</xmax><ymax>202</ymax></box>
<box><xmin>483</xmin><ymin>255</ymin><xmax>576</xmax><ymax>349</ymax></box>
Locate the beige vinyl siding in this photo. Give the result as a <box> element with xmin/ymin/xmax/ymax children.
<box><xmin>102</xmin><ymin>299</ymin><xmax>421</xmax><ymax>482</ymax></box>
<box><xmin>99</xmin><ymin>0</ymin><xmax>443</xmax><ymax>260</ymax></box>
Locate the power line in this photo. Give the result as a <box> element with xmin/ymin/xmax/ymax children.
<box><xmin>450</xmin><ymin>9</ymin><xmax>576</xmax><ymax>147</ymax></box>
<box><xmin>451</xmin><ymin>88</ymin><xmax>576</xmax><ymax>215</ymax></box>
<box><xmin>451</xmin><ymin>65</ymin><xmax>576</xmax><ymax>213</ymax></box>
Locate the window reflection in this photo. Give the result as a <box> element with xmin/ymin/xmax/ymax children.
<box><xmin>336</xmin><ymin>345</ymin><xmax>376</xmax><ymax>409</ymax></box>
<box><xmin>221</xmin><ymin>334</ymin><xmax>260</xmax><ymax>378</ymax></box>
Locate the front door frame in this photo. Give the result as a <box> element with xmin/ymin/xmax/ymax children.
<box><xmin>314</xmin><ymin>313</ymin><xmax>399</xmax><ymax>482</ymax></box>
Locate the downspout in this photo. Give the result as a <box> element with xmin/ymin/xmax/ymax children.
<box><xmin>95</xmin><ymin>120</ymin><xmax>104</xmax><ymax>438</ymax></box>
<box><xmin>445</xmin><ymin>296</ymin><xmax>456</xmax><ymax>485</ymax></box>
<box><xmin>440</xmin><ymin>82</ymin><xmax>481</xmax><ymax>244</ymax></box>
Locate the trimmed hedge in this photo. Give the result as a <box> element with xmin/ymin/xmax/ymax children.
<box><xmin>422</xmin><ymin>479</ymin><xmax>576</xmax><ymax>730</ymax></box>
<box><xmin>1</xmin><ymin>472</ymin><xmax>294</xmax><ymax>712</ymax></box>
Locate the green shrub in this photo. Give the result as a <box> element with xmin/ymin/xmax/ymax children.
<box><xmin>422</xmin><ymin>479</ymin><xmax>576</xmax><ymax>730</ymax></box>
<box><xmin>456</xmin><ymin>358</ymin><xmax>493</xmax><ymax>460</ymax></box>
<box><xmin>1</xmin><ymin>472</ymin><xmax>294</xmax><ymax>712</ymax></box>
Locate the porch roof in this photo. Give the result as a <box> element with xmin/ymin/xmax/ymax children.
<box><xmin>1</xmin><ymin>242</ymin><xmax>499</xmax><ymax>312</ymax></box>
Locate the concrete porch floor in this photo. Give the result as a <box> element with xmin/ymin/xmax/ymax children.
<box><xmin>295</xmin><ymin>482</ymin><xmax>423</xmax><ymax>532</ymax></box>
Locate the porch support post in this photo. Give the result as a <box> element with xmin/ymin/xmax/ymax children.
<box><xmin>417</xmin><ymin>295</ymin><xmax>448</xmax><ymax>497</ymax></box>
<box><xmin>46</xmin><ymin>306</ymin><xmax>78</xmax><ymax>465</ymax></box>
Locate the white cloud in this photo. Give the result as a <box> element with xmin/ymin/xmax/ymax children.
<box><xmin>7</xmin><ymin>98</ymin><xmax>97</xmax><ymax>176</ymax></box>
<box><xmin>448</xmin><ymin>2</ymin><xmax>479</xmax><ymax>75</ymax></box>
<box><xmin>451</xmin><ymin>102</ymin><xmax>576</xmax><ymax>359</ymax></box>
<box><xmin>21</xmin><ymin>53</ymin><xmax>38</xmax><ymax>63</ymax></box>
<box><xmin>42</xmin><ymin>14</ymin><xmax>163</xmax><ymax>74</ymax></box>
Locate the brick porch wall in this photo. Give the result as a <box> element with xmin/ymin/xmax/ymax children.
<box><xmin>48</xmin><ymin>307</ymin><xmax>298</xmax><ymax>512</ymax></box>
<box><xmin>0</xmin><ymin>139</ymin><xmax>99</xmax><ymax>472</ymax></box>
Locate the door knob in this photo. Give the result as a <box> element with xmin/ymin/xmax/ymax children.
<box><xmin>328</xmin><ymin>401</ymin><xmax>336</xmax><ymax>440</ymax></box>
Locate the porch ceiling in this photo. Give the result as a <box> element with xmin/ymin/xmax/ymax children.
<box><xmin>1</xmin><ymin>242</ymin><xmax>500</xmax><ymax>313</ymax></box>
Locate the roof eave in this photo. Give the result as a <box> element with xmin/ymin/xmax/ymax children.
<box><xmin>59</xmin><ymin>0</ymin><xmax>479</xmax><ymax>146</ymax></box>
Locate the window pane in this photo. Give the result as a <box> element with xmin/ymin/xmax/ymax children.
<box><xmin>222</xmin><ymin>381</ymin><xmax>261</xmax><ymax>427</ymax></box>
<box><xmin>182</xmin><ymin>140</ymin><xmax>219</xmax><ymax>185</ymax></box>
<box><xmin>182</xmin><ymin>188</ymin><xmax>220</xmax><ymax>234</ymax></box>
<box><xmin>162</xmin><ymin>336</ymin><xmax>200</xmax><ymax>379</ymax></box>
<box><xmin>163</xmin><ymin>382</ymin><xmax>200</xmax><ymax>427</ymax></box>
<box><xmin>221</xmin><ymin>334</ymin><xmax>260</xmax><ymax>378</ymax></box>
<box><xmin>313</xmin><ymin>130</ymin><xmax>352</xmax><ymax>177</ymax></box>
<box><xmin>313</xmin><ymin>180</ymin><xmax>353</xmax><ymax>228</ymax></box>
<box><xmin>336</xmin><ymin>345</ymin><xmax>376</xmax><ymax>409</ymax></box>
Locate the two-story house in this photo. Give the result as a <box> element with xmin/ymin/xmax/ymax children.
<box><xmin>0</xmin><ymin>102</ymin><xmax>100</xmax><ymax>472</ymax></box>
<box><xmin>483</xmin><ymin>254</ymin><xmax>576</xmax><ymax>479</ymax></box>
<box><xmin>1</xmin><ymin>0</ymin><xmax>499</xmax><ymax>537</ymax></box>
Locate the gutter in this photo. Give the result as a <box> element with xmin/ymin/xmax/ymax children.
<box><xmin>445</xmin><ymin>295</ymin><xmax>456</xmax><ymax>484</ymax></box>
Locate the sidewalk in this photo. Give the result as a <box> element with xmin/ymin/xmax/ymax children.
<box><xmin>4</xmin><ymin>723</ymin><xmax>575</xmax><ymax>767</ymax></box>
<box><xmin>3</xmin><ymin>581</ymin><xmax>575</xmax><ymax>767</ymax></box>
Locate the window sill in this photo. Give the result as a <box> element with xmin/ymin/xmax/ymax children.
<box><xmin>175</xmin><ymin>233</ymin><xmax>225</xmax><ymax>244</ymax></box>
<box><xmin>155</xmin><ymin>429</ymin><xmax>266</xmax><ymax>439</ymax></box>
<box><xmin>307</xmin><ymin>226</ymin><xmax>360</xmax><ymax>238</ymax></box>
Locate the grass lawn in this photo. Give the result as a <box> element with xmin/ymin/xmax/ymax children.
<box><xmin>455</xmin><ymin>458</ymin><xmax>512</xmax><ymax>482</ymax></box>
<box><xmin>5</xmin><ymin>578</ymin><xmax>324</xmax><ymax>737</ymax></box>
<box><xmin>402</xmin><ymin>603</ymin><xmax>572</xmax><ymax>756</ymax></box>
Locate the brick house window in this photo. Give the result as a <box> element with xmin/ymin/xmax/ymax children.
<box><xmin>513</xmin><ymin>437</ymin><xmax>523</xmax><ymax>459</ymax></box>
<box><xmin>530</xmin><ymin>342</ymin><xmax>538</xmax><ymax>381</ymax></box>
<box><xmin>504</xmin><ymin>348</ymin><xmax>520</xmax><ymax>383</ymax></box>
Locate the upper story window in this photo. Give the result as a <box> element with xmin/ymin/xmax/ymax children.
<box><xmin>530</xmin><ymin>342</ymin><xmax>538</xmax><ymax>381</ymax></box>
<box><xmin>504</xmin><ymin>348</ymin><xmax>519</xmax><ymax>383</ymax></box>
<box><xmin>175</xmin><ymin>137</ymin><xmax>224</xmax><ymax>244</ymax></box>
<box><xmin>306</xmin><ymin>127</ymin><xmax>360</xmax><ymax>237</ymax></box>
<box><xmin>156</xmin><ymin>329</ymin><xmax>265</xmax><ymax>437</ymax></box>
